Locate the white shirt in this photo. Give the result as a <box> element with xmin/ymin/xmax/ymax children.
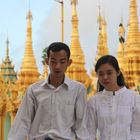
<box><xmin>87</xmin><ymin>86</ymin><xmax>140</xmax><ymax>140</ymax></box>
<box><xmin>8</xmin><ymin>76</ymin><xmax>89</xmax><ymax>140</ymax></box>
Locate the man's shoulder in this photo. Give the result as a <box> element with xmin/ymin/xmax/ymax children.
<box><xmin>67</xmin><ymin>77</ymin><xmax>85</xmax><ymax>87</ymax></box>
<box><xmin>28</xmin><ymin>80</ymin><xmax>46</xmax><ymax>89</ymax></box>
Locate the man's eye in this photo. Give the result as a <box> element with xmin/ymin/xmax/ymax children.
<box><xmin>51</xmin><ymin>61</ymin><xmax>56</xmax><ymax>63</ymax></box>
<box><xmin>98</xmin><ymin>73</ymin><xmax>104</xmax><ymax>76</ymax></box>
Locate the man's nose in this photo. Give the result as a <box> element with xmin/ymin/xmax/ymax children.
<box><xmin>55</xmin><ymin>62</ymin><xmax>61</xmax><ymax>68</ymax></box>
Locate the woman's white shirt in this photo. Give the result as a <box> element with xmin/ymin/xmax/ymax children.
<box><xmin>87</xmin><ymin>86</ymin><xmax>140</xmax><ymax>140</ymax></box>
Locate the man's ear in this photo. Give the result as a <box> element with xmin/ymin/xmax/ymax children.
<box><xmin>68</xmin><ymin>59</ymin><xmax>72</xmax><ymax>66</ymax></box>
<box><xmin>46</xmin><ymin>57</ymin><xmax>49</xmax><ymax>65</ymax></box>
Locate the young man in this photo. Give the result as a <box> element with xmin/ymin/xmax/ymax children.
<box><xmin>8</xmin><ymin>42</ymin><xmax>89</xmax><ymax>140</ymax></box>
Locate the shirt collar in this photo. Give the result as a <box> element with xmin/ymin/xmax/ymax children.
<box><xmin>40</xmin><ymin>75</ymin><xmax>71</xmax><ymax>89</ymax></box>
<box><xmin>102</xmin><ymin>86</ymin><xmax>126</xmax><ymax>96</ymax></box>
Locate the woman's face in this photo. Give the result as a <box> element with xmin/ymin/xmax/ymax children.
<box><xmin>96</xmin><ymin>63</ymin><xmax>120</xmax><ymax>91</ymax></box>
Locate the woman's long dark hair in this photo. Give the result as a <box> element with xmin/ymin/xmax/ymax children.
<box><xmin>95</xmin><ymin>55</ymin><xmax>127</xmax><ymax>91</ymax></box>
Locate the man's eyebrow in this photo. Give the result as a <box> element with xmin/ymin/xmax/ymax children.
<box><xmin>98</xmin><ymin>69</ymin><xmax>113</xmax><ymax>73</ymax></box>
<box><xmin>60</xmin><ymin>58</ymin><xmax>67</xmax><ymax>61</ymax></box>
<box><xmin>50</xmin><ymin>58</ymin><xmax>56</xmax><ymax>60</ymax></box>
<box><xmin>50</xmin><ymin>58</ymin><xmax>67</xmax><ymax>61</ymax></box>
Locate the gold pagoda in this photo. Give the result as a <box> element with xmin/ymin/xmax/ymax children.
<box><xmin>0</xmin><ymin>38</ymin><xmax>19</xmax><ymax>140</ymax></box>
<box><xmin>95</xmin><ymin>7</ymin><xmax>109</xmax><ymax>62</ymax></box>
<box><xmin>90</xmin><ymin>8</ymin><xmax>109</xmax><ymax>95</ymax></box>
<box><xmin>66</xmin><ymin>0</ymin><xmax>92</xmax><ymax>93</ymax></box>
<box><xmin>16</xmin><ymin>10</ymin><xmax>40</xmax><ymax>93</ymax></box>
<box><xmin>118</xmin><ymin>0</ymin><xmax>140</xmax><ymax>89</ymax></box>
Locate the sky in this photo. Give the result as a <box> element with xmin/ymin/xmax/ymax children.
<box><xmin>0</xmin><ymin>0</ymin><xmax>140</xmax><ymax>75</ymax></box>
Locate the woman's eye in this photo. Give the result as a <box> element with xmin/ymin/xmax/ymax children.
<box><xmin>107</xmin><ymin>72</ymin><xmax>112</xmax><ymax>75</ymax></box>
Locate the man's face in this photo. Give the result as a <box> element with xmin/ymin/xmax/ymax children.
<box><xmin>46</xmin><ymin>50</ymin><xmax>72</xmax><ymax>78</ymax></box>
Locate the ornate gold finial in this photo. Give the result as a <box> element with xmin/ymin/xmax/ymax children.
<box><xmin>97</xmin><ymin>5</ymin><xmax>102</xmax><ymax>30</ymax></box>
<box><xmin>26</xmin><ymin>10</ymin><xmax>33</xmax><ymax>20</ymax></box>
<box><xmin>71</xmin><ymin>0</ymin><xmax>78</xmax><ymax>5</ymax></box>
<box><xmin>6</xmin><ymin>37</ymin><xmax>9</xmax><ymax>59</ymax></box>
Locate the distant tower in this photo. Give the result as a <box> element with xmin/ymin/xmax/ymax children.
<box><xmin>1</xmin><ymin>38</ymin><xmax>17</xmax><ymax>83</ymax></box>
<box><xmin>124</xmin><ymin>0</ymin><xmax>140</xmax><ymax>88</ymax></box>
<box><xmin>66</xmin><ymin>0</ymin><xmax>92</xmax><ymax>93</ymax></box>
<box><xmin>17</xmin><ymin>10</ymin><xmax>40</xmax><ymax>92</ymax></box>
<box><xmin>0</xmin><ymin>38</ymin><xmax>18</xmax><ymax>140</ymax></box>
<box><xmin>91</xmin><ymin>7</ymin><xmax>109</xmax><ymax>93</ymax></box>
<box><xmin>95</xmin><ymin>7</ymin><xmax>109</xmax><ymax>62</ymax></box>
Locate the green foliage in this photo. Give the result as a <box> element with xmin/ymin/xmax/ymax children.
<box><xmin>42</xmin><ymin>47</ymin><xmax>48</xmax><ymax>65</ymax></box>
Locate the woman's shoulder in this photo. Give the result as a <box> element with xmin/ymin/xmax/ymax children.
<box><xmin>87</xmin><ymin>91</ymin><xmax>103</xmax><ymax>105</ymax></box>
<box><xmin>122</xmin><ymin>87</ymin><xmax>138</xmax><ymax>97</ymax></box>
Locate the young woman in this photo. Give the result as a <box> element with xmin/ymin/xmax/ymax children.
<box><xmin>87</xmin><ymin>55</ymin><xmax>140</xmax><ymax>140</ymax></box>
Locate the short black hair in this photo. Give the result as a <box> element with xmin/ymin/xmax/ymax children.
<box><xmin>46</xmin><ymin>42</ymin><xmax>70</xmax><ymax>59</ymax></box>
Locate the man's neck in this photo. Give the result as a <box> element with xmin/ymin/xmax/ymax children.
<box><xmin>49</xmin><ymin>75</ymin><xmax>65</xmax><ymax>88</ymax></box>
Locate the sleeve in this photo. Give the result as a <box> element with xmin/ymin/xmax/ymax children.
<box><xmin>131</xmin><ymin>93</ymin><xmax>140</xmax><ymax>140</ymax></box>
<box><xmin>87</xmin><ymin>97</ymin><xmax>97</xmax><ymax>140</ymax></box>
<box><xmin>73</xmin><ymin>84</ymin><xmax>89</xmax><ymax>140</ymax></box>
<box><xmin>8</xmin><ymin>86</ymin><xmax>36</xmax><ymax>140</ymax></box>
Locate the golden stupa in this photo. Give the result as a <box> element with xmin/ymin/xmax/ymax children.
<box><xmin>66</xmin><ymin>0</ymin><xmax>92</xmax><ymax>92</ymax></box>
<box><xmin>0</xmin><ymin>39</ymin><xmax>19</xmax><ymax>140</ymax></box>
<box><xmin>118</xmin><ymin>0</ymin><xmax>140</xmax><ymax>89</ymax></box>
<box><xmin>16</xmin><ymin>10</ymin><xmax>40</xmax><ymax>93</ymax></box>
<box><xmin>90</xmin><ymin>8</ymin><xmax>109</xmax><ymax>96</ymax></box>
<box><xmin>1</xmin><ymin>38</ymin><xmax>17</xmax><ymax>83</ymax></box>
<box><xmin>95</xmin><ymin>7</ymin><xmax>109</xmax><ymax>62</ymax></box>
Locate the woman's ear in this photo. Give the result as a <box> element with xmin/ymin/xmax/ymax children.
<box><xmin>117</xmin><ymin>71</ymin><xmax>121</xmax><ymax>77</ymax></box>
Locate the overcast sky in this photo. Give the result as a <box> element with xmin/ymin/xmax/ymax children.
<box><xmin>0</xmin><ymin>0</ymin><xmax>140</xmax><ymax>75</ymax></box>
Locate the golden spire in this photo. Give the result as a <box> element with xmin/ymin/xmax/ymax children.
<box><xmin>17</xmin><ymin>10</ymin><xmax>39</xmax><ymax>90</ymax></box>
<box><xmin>91</xmin><ymin>7</ymin><xmax>109</xmax><ymax>94</ymax></box>
<box><xmin>95</xmin><ymin>7</ymin><xmax>109</xmax><ymax>62</ymax></box>
<box><xmin>6</xmin><ymin>38</ymin><xmax>9</xmax><ymax>60</ymax></box>
<box><xmin>0</xmin><ymin>38</ymin><xmax>17</xmax><ymax>83</ymax></box>
<box><xmin>66</xmin><ymin>0</ymin><xmax>92</xmax><ymax>92</ymax></box>
<box><xmin>124</xmin><ymin>0</ymin><xmax>140</xmax><ymax>88</ymax></box>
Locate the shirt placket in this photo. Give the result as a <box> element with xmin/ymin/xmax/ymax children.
<box><xmin>111</xmin><ymin>93</ymin><xmax>116</xmax><ymax>140</ymax></box>
<box><xmin>50</xmin><ymin>90</ymin><xmax>56</xmax><ymax>129</ymax></box>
